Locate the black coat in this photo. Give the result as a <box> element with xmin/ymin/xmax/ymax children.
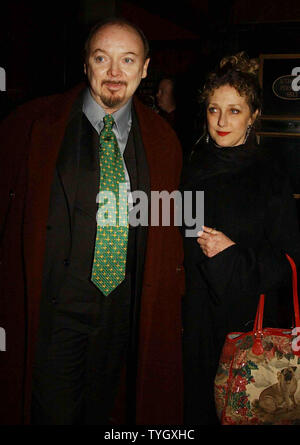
<box><xmin>180</xmin><ymin>137</ymin><xmax>300</xmax><ymax>424</ymax></box>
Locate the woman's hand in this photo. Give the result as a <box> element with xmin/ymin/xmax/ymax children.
<box><xmin>197</xmin><ymin>225</ymin><xmax>236</xmax><ymax>258</ymax></box>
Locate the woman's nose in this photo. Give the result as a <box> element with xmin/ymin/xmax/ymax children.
<box><xmin>218</xmin><ymin>111</ymin><xmax>227</xmax><ymax>127</ymax></box>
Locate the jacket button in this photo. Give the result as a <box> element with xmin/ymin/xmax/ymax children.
<box><xmin>9</xmin><ymin>190</ymin><xmax>15</xmax><ymax>198</ymax></box>
<box><xmin>63</xmin><ymin>259</ymin><xmax>70</xmax><ymax>266</ymax></box>
<box><xmin>51</xmin><ymin>298</ymin><xmax>57</xmax><ymax>304</ymax></box>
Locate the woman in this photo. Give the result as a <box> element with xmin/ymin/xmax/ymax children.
<box><xmin>180</xmin><ymin>52</ymin><xmax>300</xmax><ymax>424</ymax></box>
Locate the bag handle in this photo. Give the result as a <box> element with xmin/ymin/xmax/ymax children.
<box><xmin>252</xmin><ymin>294</ymin><xmax>265</xmax><ymax>355</ymax></box>
<box><xmin>253</xmin><ymin>294</ymin><xmax>265</xmax><ymax>333</ymax></box>
<box><xmin>286</xmin><ymin>253</ymin><xmax>300</xmax><ymax>328</ymax></box>
<box><xmin>252</xmin><ymin>253</ymin><xmax>300</xmax><ymax>355</ymax></box>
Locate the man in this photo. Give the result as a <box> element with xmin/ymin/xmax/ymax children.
<box><xmin>156</xmin><ymin>77</ymin><xmax>177</xmax><ymax>127</ymax></box>
<box><xmin>155</xmin><ymin>76</ymin><xmax>192</xmax><ymax>156</ymax></box>
<box><xmin>0</xmin><ymin>18</ymin><xmax>184</xmax><ymax>424</ymax></box>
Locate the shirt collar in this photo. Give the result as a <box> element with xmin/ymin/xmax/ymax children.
<box><xmin>82</xmin><ymin>87</ymin><xmax>132</xmax><ymax>135</ymax></box>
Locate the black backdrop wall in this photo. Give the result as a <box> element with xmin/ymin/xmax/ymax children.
<box><xmin>1</xmin><ymin>0</ymin><xmax>300</xmax><ymax>187</ymax></box>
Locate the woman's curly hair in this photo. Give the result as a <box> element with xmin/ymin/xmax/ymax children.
<box><xmin>200</xmin><ymin>51</ymin><xmax>262</xmax><ymax>114</ymax></box>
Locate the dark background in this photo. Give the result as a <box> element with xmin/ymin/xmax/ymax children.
<box><xmin>2</xmin><ymin>0</ymin><xmax>300</xmax><ymax>113</ymax></box>
<box><xmin>1</xmin><ymin>0</ymin><xmax>300</xmax><ymax>195</ymax></box>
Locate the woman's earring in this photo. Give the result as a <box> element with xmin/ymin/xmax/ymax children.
<box><xmin>205</xmin><ymin>133</ymin><xmax>210</xmax><ymax>144</ymax></box>
<box><xmin>245</xmin><ymin>125</ymin><xmax>252</xmax><ymax>142</ymax></box>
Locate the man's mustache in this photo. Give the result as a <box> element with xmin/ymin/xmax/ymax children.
<box><xmin>102</xmin><ymin>80</ymin><xmax>127</xmax><ymax>86</ymax></box>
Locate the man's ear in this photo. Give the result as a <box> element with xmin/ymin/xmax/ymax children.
<box><xmin>142</xmin><ymin>58</ymin><xmax>150</xmax><ymax>79</ymax></box>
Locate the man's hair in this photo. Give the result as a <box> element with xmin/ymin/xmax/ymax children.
<box><xmin>84</xmin><ymin>17</ymin><xmax>150</xmax><ymax>62</ymax></box>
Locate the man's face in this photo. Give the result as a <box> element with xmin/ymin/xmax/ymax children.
<box><xmin>156</xmin><ymin>79</ymin><xmax>175</xmax><ymax>112</ymax></box>
<box><xmin>84</xmin><ymin>24</ymin><xmax>150</xmax><ymax>113</ymax></box>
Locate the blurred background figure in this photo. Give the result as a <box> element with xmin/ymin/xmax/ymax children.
<box><xmin>156</xmin><ymin>77</ymin><xmax>177</xmax><ymax>127</ymax></box>
<box><xmin>155</xmin><ymin>75</ymin><xmax>198</xmax><ymax>157</ymax></box>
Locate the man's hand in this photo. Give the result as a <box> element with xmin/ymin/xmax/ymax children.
<box><xmin>197</xmin><ymin>225</ymin><xmax>235</xmax><ymax>258</ymax></box>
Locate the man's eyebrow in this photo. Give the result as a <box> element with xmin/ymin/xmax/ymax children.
<box><xmin>92</xmin><ymin>48</ymin><xmax>138</xmax><ymax>56</ymax></box>
<box><xmin>92</xmin><ymin>48</ymin><xmax>106</xmax><ymax>55</ymax></box>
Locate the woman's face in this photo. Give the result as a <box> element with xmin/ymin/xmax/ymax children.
<box><xmin>206</xmin><ymin>84</ymin><xmax>258</xmax><ymax>147</ymax></box>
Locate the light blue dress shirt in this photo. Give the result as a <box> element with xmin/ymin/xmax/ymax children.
<box><xmin>82</xmin><ymin>88</ymin><xmax>133</xmax><ymax>207</ymax></box>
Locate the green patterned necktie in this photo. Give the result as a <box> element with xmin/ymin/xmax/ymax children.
<box><xmin>91</xmin><ymin>114</ymin><xmax>128</xmax><ymax>296</ymax></box>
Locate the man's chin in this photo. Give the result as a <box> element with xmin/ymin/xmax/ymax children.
<box><xmin>101</xmin><ymin>93</ymin><xmax>124</xmax><ymax>110</ymax></box>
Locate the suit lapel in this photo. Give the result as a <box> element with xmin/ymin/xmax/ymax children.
<box><xmin>132</xmin><ymin>106</ymin><xmax>150</xmax><ymax>199</ymax></box>
<box><xmin>132</xmin><ymin>105</ymin><xmax>150</xmax><ymax>287</ymax></box>
<box><xmin>56</xmin><ymin>106</ymin><xmax>82</xmax><ymax>231</ymax></box>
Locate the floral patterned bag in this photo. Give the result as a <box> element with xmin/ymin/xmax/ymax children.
<box><xmin>214</xmin><ymin>254</ymin><xmax>300</xmax><ymax>425</ymax></box>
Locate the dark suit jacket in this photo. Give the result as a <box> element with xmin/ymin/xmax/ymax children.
<box><xmin>40</xmin><ymin>90</ymin><xmax>149</xmax><ymax>331</ymax></box>
<box><xmin>0</xmin><ymin>84</ymin><xmax>185</xmax><ymax>424</ymax></box>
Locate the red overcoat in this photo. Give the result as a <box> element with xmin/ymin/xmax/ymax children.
<box><xmin>0</xmin><ymin>84</ymin><xmax>184</xmax><ymax>424</ymax></box>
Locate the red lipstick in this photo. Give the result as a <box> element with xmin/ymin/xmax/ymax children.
<box><xmin>217</xmin><ymin>131</ymin><xmax>231</xmax><ymax>136</ymax></box>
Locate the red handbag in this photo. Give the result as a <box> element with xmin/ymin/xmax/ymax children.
<box><xmin>214</xmin><ymin>254</ymin><xmax>300</xmax><ymax>425</ymax></box>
